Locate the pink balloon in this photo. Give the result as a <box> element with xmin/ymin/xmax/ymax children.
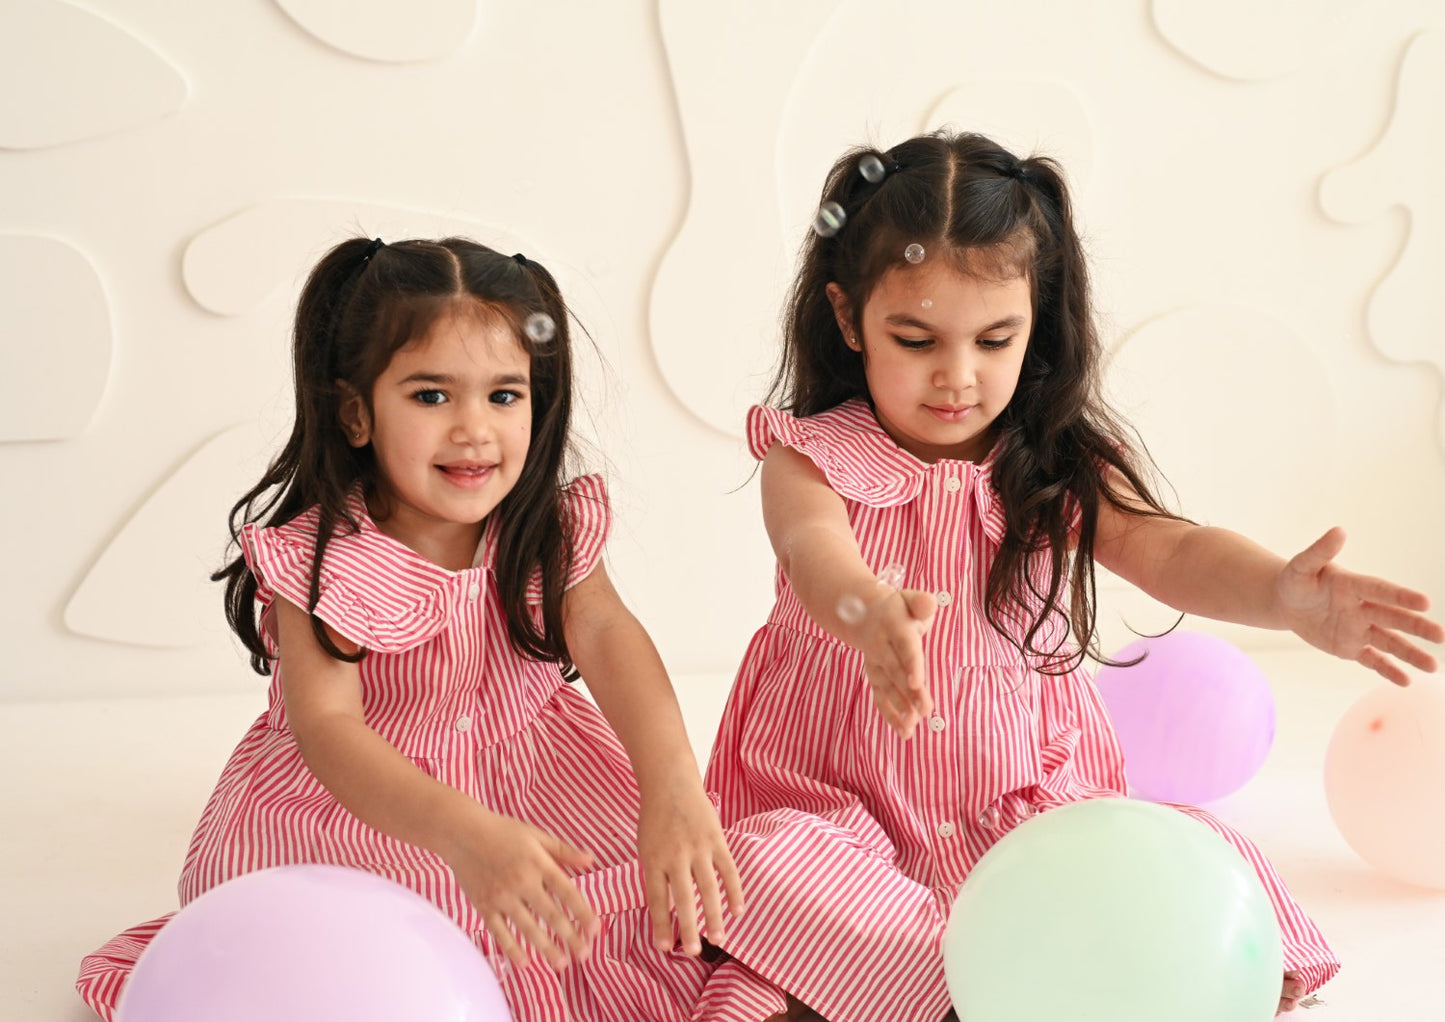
<box><xmin>1095</xmin><ymin>632</ymin><xmax>1275</xmax><ymax>804</ymax></box>
<box><xmin>117</xmin><ymin>865</ymin><xmax>512</xmax><ymax>1021</ymax></box>
<box><xmin>1325</xmin><ymin>680</ymin><xmax>1445</xmax><ymax>889</ymax></box>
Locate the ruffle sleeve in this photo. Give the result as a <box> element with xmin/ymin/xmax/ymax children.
<box><xmin>239</xmin><ymin>505</ymin><xmax>460</xmax><ymax>654</ymax></box>
<box><xmin>746</xmin><ymin>403</ymin><xmax>931</xmax><ymax>508</ymax></box>
<box><xmin>520</xmin><ymin>473</ymin><xmax>612</xmax><ymax>604</ymax></box>
<box><xmin>746</xmin><ymin>401</ymin><xmax>1009</xmax><ymax>543</ymax></box>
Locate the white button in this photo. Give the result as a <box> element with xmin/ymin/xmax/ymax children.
<box><xmin>944</xmin><ymin>477</ymin><xmax>962</xmax><ymax>493</ymax></box>
<box><xmin>978</xmin><ymin>805</ymin><xmax>1000</xmax><ymax>829</ymax></box>
<box><xmin>928</xmin><ymin>714</ymin><xmax>946</xmax><ymax>733</ymax></box>
<box><xmin>937</xmin><ymin>821</ymin><xmax>956</xmax><ymax>838</ymax></box>
<box><xmin>936</xmin><ymin>590</ymin><xmax>952</xmax><ymax>607</ymax></box>
<box><xmin>454</xmin><ymin>716</ymin><xmax>473</xmax><ymax>732</ymax></box>
<box><xmin>467</xmin><ymin>582</ymin><xmax>481</xmax><ymax>600</ymax></box>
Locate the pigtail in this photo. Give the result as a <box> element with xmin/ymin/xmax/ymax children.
<box><xmin>214</xmin><ymin>238</ymin><xmax>382</xmax><ymax>674</ymax></box>
<box><xmin>986</xmin><ymin>154</ymin><xmax>1187</xmax><ymax>673</ymax></box>
<box><xmin>489</xmin><ymin>254</ymin><xmax>581</xmax><ymax>680</ymax></box>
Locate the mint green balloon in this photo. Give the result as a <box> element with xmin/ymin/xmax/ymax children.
<box><xmin>942</xmin><ymin>798</ymin><xmax>1282</xmax><ymax>1022</ymax></box>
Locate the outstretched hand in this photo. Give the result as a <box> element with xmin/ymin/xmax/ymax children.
<box><xmin>858</xmin><ymin>588</ymin><xmax>938</xmax><ymax>737</ymax></box>
<box><xmin>1277</xmin><ymin>527</ymin><xmax>1444</xmax><ymax>685</ymax></box>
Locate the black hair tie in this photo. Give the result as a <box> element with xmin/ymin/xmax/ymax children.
<box><xmin>512</xmin><ymin>252</ymin><xmax>528</xmax><ymax>266</ymax></box>
<box><xmin>359</xmin><ymin>237</ymin><xmax>385</xmax><ymax>266</ymax></box>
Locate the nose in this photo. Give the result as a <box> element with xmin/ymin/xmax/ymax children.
<box><xmin>932</xmin><ymin>347</ymin><xmax>978</xmax><ymax>394</ymax></box>
<box><xmin>450</xmin><ymin>399</ymin><xmax>494</xmax><ymax>446</ymax></box>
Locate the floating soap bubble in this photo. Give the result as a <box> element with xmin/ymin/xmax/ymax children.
<box><xmin>837</xmin><ymin>594</ymin><xmax>867</xmax><ymax>625</ymax></box>
<box><xmin>904</xmin><ymin>243</ymin><xmax>926</xmax><ymax>264</ymax></box>
<box><xmin>921</xmin><ymin>298</ymin><xmax>933</xmax><ymax>310</ymax></box>
<box><xmin>878</xmin><ymin>563</ymin><xmax>905</xmax><ymax>590</ymax></box>
<box><xmin>859</xmin><ymin>154</ymin><xmax>886</xmax><ymax>184</ymax></box>
<box><xmin>524</xmin><ymin>312</ymin><xmax>555</xmax><ymax>345</ymax></box>
<box><xmin>813</xmin><ymin>201</ymin><xmax>847</xmax><ymax>238</ymax></box>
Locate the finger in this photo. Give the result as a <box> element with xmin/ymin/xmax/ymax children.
<box><xmin>872</xmin><ymin>669</ymin><xmax>917</xmax><ymax>733</ymax></box>
<box><xmin>902</xmin><ymin>587</ymin><xmax>938</xmax><ymax>627</ymax></box>
<box><xmin>526</xmin><ymin>885</ymin><xmax>591</xmax><ymax>962</ymax></box>
<box><xmin>485</xmin><ymin>912</ymin><xmax>532</xmax><ymax>970</ymax></box>
<box><xmin>1363</xmin><ymin>601</ymin><xmax>1445</xmax><ymax>643</ymax></box>
<box><xmin>509</xmin><ymin>899</ymin><xmax>570</xmax><ymax>970</ymax></box>
<box><xmin>544</xmin><ymin>869</ymin><xmax>599</xmax><ymax>941</ymax></box>
<box><xmin>1349</xmin><ymin>575</ymin><xmax>1439</xmax><ymax>617</ymax></box>
<box><xmin>543</xmin><ymin>833</ymin><xmax>597</xmax><ymax>873</ymax></box>
<box><xmin>1289</xmin><ymin>527</ymin><xmax>1346</xmax><ymax>576</ymax></box>
<box><xmin>670</xmin><ymin>870</ymin><xmax>703</xmax><ymax>955</ymax></box>
<box><xmin>1365</xmin><ymin>625</ymin><xmax>1439</xmax><ymax>674</ymax></box>
<box><xmin>1358</xmin><ymin>646</ymin><xmax>1411</xmax><ymax>687</ymax></box>
<box><xmin>717</xmin><ymin>849</ymin><xmax>746</xmax><ymax>917</ymax></box>
<box><xmin>869</xmin><ymin>677</ymin><xmax>913</xmax><ymax>737</ymax></box>
<box><xmin>884</xmin><ymin>624</ymin><xmax>930</xmax><ymax>705</ymax></box>
<box><xmin>691</xmin><ymin>860</ymin><xmax>728</xmax><ymax>943</ymax></box>
<box><xmin>643</xmin><ymin>863</ymin><xmax>674</xmax><ymax>952</ymax></box>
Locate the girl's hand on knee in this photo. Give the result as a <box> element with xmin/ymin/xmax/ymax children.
<box><xmin>1277</xmin><ymin>527</ymin><xmax>1444</xmax><ymax>686</ymax></box>
<box><xmin>859</xmin><ymin>588</ymin><xmax>937</xmax><ymax>738</ymax></box>
<box><xmin>638</xmin><ymin>778</ymin><xmax>745</xmax><ymax>955</ymax></box>
<box><xmin>442</xmin><ymin>807</ymin><xmax>599</xmax><ymax>971</ymax></box>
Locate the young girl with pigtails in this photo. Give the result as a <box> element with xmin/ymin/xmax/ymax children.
<box><xmin>76</xmin><ymin>237</ymin><xmax>744</xmax><ymax>1022</ymax></box>
<box><xmin>697</xmin><ymin>132</ymin><xmax>1441</xmax><ymax>1020</ymax></box>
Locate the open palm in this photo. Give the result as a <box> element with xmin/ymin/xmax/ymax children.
<box><xmin>1276</xmin><ymin>528</ymin><xmax>1444</xmax><ymax>685</ymax></box>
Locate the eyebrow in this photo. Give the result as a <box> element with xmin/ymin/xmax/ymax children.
<box><xmin>883</xmin><ymin>313</ymin><xmax>1027</xmax><ymax>333</ymax></box>
<box><xmin>397</xmin><ymin>371</ymin><xmax>530</xmax><ymax>386</ymax></box>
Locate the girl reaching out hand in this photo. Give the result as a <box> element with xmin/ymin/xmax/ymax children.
<box><xmin>77</xmin><ymin>238</ymin><xmax>741</xmax><ymax>1022</ymax></box>
<box><xmin>700</xmin><ymin>132</ymin><xmax>1442</xmax><ymax>1021</ymax></box>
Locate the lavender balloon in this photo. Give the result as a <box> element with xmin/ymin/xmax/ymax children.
<box><xmin>1094</xmin><ymin>632</ymin><xmax>1275</xmax><ymax>805</ymax></box>
<box><xmin>117</xmin><ymin>865</ymin><xmax>512</xmax><ymax>1022</ymax></box>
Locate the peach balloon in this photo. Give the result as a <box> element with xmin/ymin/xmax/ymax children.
<box><xmin>1324</xmin><ymin>680</ymin><xmax>1445</xmax><ymax>890</ymax></box>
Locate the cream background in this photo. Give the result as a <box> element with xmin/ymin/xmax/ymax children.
<box><xmin>2</xmin><ymin>1</ymin><xmax>1443</xmax><ymax>1019</ymax></box>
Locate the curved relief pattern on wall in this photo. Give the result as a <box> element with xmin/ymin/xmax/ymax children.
<box><xmin>184</xmin><ymin>199</ymin><xmax>542</xmax><ymax>316</ymax></box>
<box><xmin>65</xmin><ymin>424</ymin><xmax>277</xmax><ymax>647</ymax></box>
<box><xmin>0</xmin><ymin>0</ymin><xmax>187</xmax><ymax>149</ymax></box>
<box><xmin>1151</xmin><ymin>0</ymin><xmax>1361</xmax><ymax>81</ymax></box>
<box><xmin>923</xmin><ymin>80</ymin><xmax>1095</xmax><ymax>195</ymax></box>
<box><xmin>1320</xmin><ymin>30</ymin><xmax>1444</xmax><ymax>454</ymax></box>
<box><xmin>274</xmin><ymin>0</ymin><xmax>479</xmax><ymax>63</ymax></box>
<box><xmin>650</xmin><ymin>0</ymin><xmax>842</xmax><ymax>438</ymax></box>
<box><xmin>0</xmin><ymin>235</ymin><xmax>112</xmax><ymax>441</ymax></box>
<box><xmin>1105</xmin><ymin>306</ymin><xmax>1340</xmax><ymax>547</ymax></box>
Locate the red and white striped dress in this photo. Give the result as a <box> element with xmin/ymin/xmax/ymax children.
<box><xmin>700</xmin><ymin>401</ymin><xmax>1339</xmax><ymax>1020</ymax></box>
<box><xmin>76</xmin><ymin>475</ymin><xmax>724</xmax><ymax>1022</ymax></box>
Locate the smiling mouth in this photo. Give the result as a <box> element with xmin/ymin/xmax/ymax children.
<box><xmin>437</xmin><ymin>463</ymin><xmax>496</xmax><ymax>488</ymax></box>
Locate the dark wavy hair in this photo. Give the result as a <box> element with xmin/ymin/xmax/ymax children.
<box><xmin>214</xmin><ymin>237</ymin><xmax>585</xmax><ymax>679</ymax></box>
<box><xmin>770</xmin><ymin>131</ymin><xmax>1187</xmax><ymax>671</ymax></box>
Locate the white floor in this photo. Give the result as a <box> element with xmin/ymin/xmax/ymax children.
<box><xmin>4</xmin><ymin>650</ymin><xmax>1442</xmax><ymax>1021</ymax></box>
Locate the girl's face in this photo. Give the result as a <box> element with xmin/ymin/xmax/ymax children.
<box><xmin>342</xmin><ymin>307</ymin><xmax>532</xmax><ymax>559</ymax></box>
<box><xmin>829</xmin><ymin>258</ymin><xmax>1033</xmax><ymax>463</ymax></box>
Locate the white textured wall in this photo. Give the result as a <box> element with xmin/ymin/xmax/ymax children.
<box><xmin>2</xmin><ymin>0</ymin><xmax>1442</xmax><ymax>705</ymax></box>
